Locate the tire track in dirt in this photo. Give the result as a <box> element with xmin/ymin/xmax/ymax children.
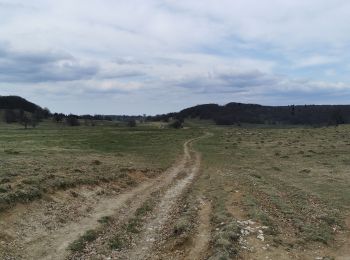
<box><xmin>1</xmin><ymin>178</ymin><xmax>160</xmax><ymax>260</ymax></box>
<box><xmin>0</xmin><ymin>137</ymin><xmax>201</xmax><ymax>260</ymax></box>
<box><xmin>26</xmin><ymin>181</ymin><xmax>156</xmax><ymax>260</ymax></box>
<box><xmin>125</xmin><ymin>136</ymin><xmax>205</xmax><ymax>260</ymax></box>
<box><xmin>185</xmin><ymin>198</ymin><xmax>212</xmax><ymax>260</ymax></box>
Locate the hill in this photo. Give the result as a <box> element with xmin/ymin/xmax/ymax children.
<box><xmin>153</xmin><ymin>102</ymin><xmax>350</xmax><ymax>126</ymax></box>
<box><xmin>0</xmin><ymin>96</ymin><xmax>45</xmax><ymax>113</ymax></box>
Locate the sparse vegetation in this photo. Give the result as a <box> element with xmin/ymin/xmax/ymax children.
<box><xmin>109</xmin><ymin>235</ymin><xmax>125</xmax><ymax>250</ymax></box>
<box><xmin>0</xmin><ymin>121</ymin><xmax>197</xmax><ymax>212</ymax></box>
<box><xmin>194</xmin><ymin>124</ymin><xmax>350</xmax><ymax>258</ymax></box>
<box><xmin>126</xmin><ymin>199</ymin><xmax>155</xmax><ymax>234</ymax></box>
<box><xmin>2</xmin><ymin>117</ymin><xmax>350</xmax><ymax>259</ymax></box>
<box><xmin>69</xmin><ymin>229</ymin><xmax>99</xmax><ymax>252</ymax></box>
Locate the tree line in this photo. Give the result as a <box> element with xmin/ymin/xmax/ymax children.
<box><xmin>3</xmin><ymin>109</ymin><xmax>47</xmax><ymax>128</ymax></box>
<box><xmin>2</xmin><ymin>110</ymin><xmax>142</xmax><ymax>128</ymax></box>
<box><xmin>151</xmin><ymin>102</ymin><xmax>350</xmax><ymax>126</ymax></box>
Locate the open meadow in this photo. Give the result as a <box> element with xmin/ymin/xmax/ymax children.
<box><xmin>2</xmin><ymin>1</ymin><xmax>350</xmax><ymax>259</ymax></box>
<box><xmin>1</xmin><ymin>120</ymin><xmax>350</xmax><ymax>259</ymax></box>
<box><xmin>193</xmin><ymin>124</ymin><xmax>350</xmax><ymax>259</ymax></box>
<box><xmin>0</xmin><ymin>121</ymin><xmax>198</xmax><ymax>211</ymax></box>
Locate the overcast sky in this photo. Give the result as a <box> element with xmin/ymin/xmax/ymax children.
<box><xmin>1</xmin><ymin>0</ymin><xmax>350</xmax><ymax>115</ymax></box>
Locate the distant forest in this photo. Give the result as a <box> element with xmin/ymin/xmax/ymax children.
<box><xmin>0</xmin><ymin>96</ymin><xmax>143</xmax><ymax>127</ymax></box>
<box><xmin>151</xmin><ymin>103</ymin><xmax>350</xmax><ymax>126</ymax></box>
<box><xmin>2</xmin><ymin>96</ymin><xmax>350</xmax><ymax>127</ymax></box>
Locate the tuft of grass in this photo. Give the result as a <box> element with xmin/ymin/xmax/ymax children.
<box><xmin>69</xmin><ymin>229</ymin><xmax>99</xmax><ymax>252</ymax></box>
<box><xmin>173</xmin><ymin>218</ymin><xmax>191</xmax><ymax>235</ymax></box>
<box><xmin>302</xmin><ymin>223</ymin><xmax>333</xmax><ymax>244</ymax></box>
<box><xmin>109</xmin><ymin>235</ymin><xmax>124</xmax><ymax>250</ymax></box>
<box><xmin>126</xmin><ymin>199</ymin><xmax>155</xmax><ymax>234</ymax></box>
<box><xmin>135</xmin><ymin>201</ymin><xmax>153</xmax><ymax>217</ymax></box>
<box><xmin>126</xmin><ymin>217</ymin><xmax>142</xmax><ymax>234</ymax></box>
<box><xmin>98</xmin><ymin>216</ymin><xmax>112</xmax><ymax>224</ymax></box>
<box><xmin>0</xmin><ymin>186</ymin><xmax>8</xmax><ymax>193</ymax></box>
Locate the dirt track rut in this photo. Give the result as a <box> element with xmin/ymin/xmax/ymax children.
<box><xmin>0</xmin><ymin>135</ymin><xmax>205</xmax><ymax>260</ymax></box>
<box><xmin>126</xmin><ymin>140</ymin><xmax>201</xmax><ymax>259</ymax></box>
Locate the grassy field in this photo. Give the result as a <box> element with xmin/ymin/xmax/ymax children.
<box><xmin>0</xmin><ymin>121</ymin><xmax>198</xmax><ymax>211</ymax></box>
<box><xmin>194</xmin><ymin>124</ymin><xmax>350</xmax><ymax>257</ymax></box>
<box><xmin>1</xmin><ymin>120</ymin><xmax>350</xmax><ymax>258</ymax></box>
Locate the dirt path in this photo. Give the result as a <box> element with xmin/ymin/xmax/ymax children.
<box><xmin>185</xmin><ymin>198</ymin><xmax>211</xmax><ymax>260</ymax></box>
<box><xmin>28</xmin><ymin>182</ymin><xmax>156</xmax><ymax>259</ymax></box>
<box><xmin>0</xmin><ymin>178</ymin><xmax>161</xmax><ymax>260</ymax></box>
<box><xmin>126</xmin><ymin>140</ymin><xmax>202</xmax><ymax>260</ymax></box>
<box><xmin>0</xmin><ymin>136</ymin><xmax>203</xmax><ymax>260</ymax></box>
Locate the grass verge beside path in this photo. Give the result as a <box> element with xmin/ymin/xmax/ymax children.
<box><xmin>194</xmin><ymin>125</ymin><xmax>350</xmax><ymax>257</ymax></box>
<box><xmin>0</xmin><ymin>122</ymin><xmax>199</xmax><ymax>211</ymax></box>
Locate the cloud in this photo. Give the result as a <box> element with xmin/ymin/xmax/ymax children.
<box><xmin>166</xmin><ymin>68</ymin><xmax>350</xmax><ymax>97</ymax></box>
<box><xmin>0</xmin><ymin>44</ymin><xmax>99</xmax><ymax>83</ymax></box>
<box><xmin>0</xmin><ymin>0</ymin><xmax>350</xmax><ymax>114</ymax></box>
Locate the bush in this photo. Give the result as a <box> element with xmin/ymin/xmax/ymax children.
<box><xmin>52</xmin><ymin>113</ymin><xmax>65</xmax><ymax>123</ymax></box>
<box><xmin>169</xmin><ymin>120</ymin><xmax>183</xmax><ymax>129</ymax></box>
<box><xmin>66</xmin><ymin>114</ymin><xmax>80</xmax><ymax>126</ymax></box>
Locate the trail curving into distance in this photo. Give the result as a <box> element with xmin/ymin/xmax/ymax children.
<box><xmin>0</xmin><ymin>134</ymin><xmax>209</xmax><ymax>260</ymax></box>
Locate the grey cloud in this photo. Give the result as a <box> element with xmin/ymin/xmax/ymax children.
<box><xmin>114</xmin><ymin>56</ymin><xmax>189</xmax><ymax>66</ymax></box>
<box><xmin>0</xmin><ymin>45</ymin><xmax>99</xmax><ymax>83</ymax></box>
<box><xmin>98</xmin><ymin>70</ymin><xmax>147</xmax><ymax>79</ymax></box>
<box><xmin>35</xmin><ymin>84</ymin><xmax>129</xmax><ymax>97</ymax></box>
<box><xmin>171</xmin><ymin>69</ymin><xmax>350</xmax><ymax>97</ymax></box>
<box><xmin>175</xmin><ymin>70</ymin><xmax>278</xmax><ymax>94</ymax></box>
<box><xmin>114</xmin><ymin>57</ymin><xmax>145</xmax><ymax>65</ymax></box>
<box><xmin>218</xmin><ymin>71</ymin><xmax>278</xmax><ymax>88</ymax></box>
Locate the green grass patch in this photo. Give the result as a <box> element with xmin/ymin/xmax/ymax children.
<box><xmin>0</xmin><ymin>121</ymin><xmax>199</xmax><ymax>209</ymax></box>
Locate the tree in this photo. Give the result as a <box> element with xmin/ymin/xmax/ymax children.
<box><xmin>4</xmin><ymin>109</ymin><xmax>18</xmax><ymax>123</ymax></box>
<box><xmin>169</xmin><ymin>119</ymin><xmax>183</xmax><ymax>129</ymax></box>
<box><xmin>290</xmin><ymin>105</ymin><xmax>295</xmax><ymax>116</ymax></box>
<box><xmin>20</xmin><ymin>113</ymin><xmax>30</xmax><ymax>129</ymax></box>
<box><xmin>31</xmin><ymin>114</ymin><xmax>39</xmax><ymax>128</ymax></box>
<box><xmin>32</xmin><ymin>109</ymin><xmax>43</xmax><ymax>124</ymax></box>
<box><xmin>66</xmin><ymin>114</ymin><xmax>80</xmax><ymax>126</ymax></box>
<box><xmin>18</xmin><ymin>109</ymin><xmax>30</xmax><ymax>129</ymax></box>
<box><xmin>53</xmin><ymin>113</ymin><xmax>65</xmax><ymax>123</ymax></box>
<box><xmin>43</xmin><ymin>107</ymin><xmax>51</xmax><ymax>118</ymax></box>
